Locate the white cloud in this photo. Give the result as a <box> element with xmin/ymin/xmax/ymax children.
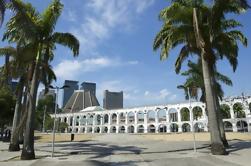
<box><xmin>54</xmin><ymin>57</ymin><xmax>138</xmax><ymax>80</ymax></box>
<box><xmin>64</xmin><ymin>10</ymin><xmax>77</xmax><ymax>22</ymax></box>
<box><xmin>128</xmin><ymin>60</ymin><xmax>139</xmax><ymax>65</ymax></box>
<box><xmin>134</xmin><ymin>0</ymin><xmax>155</xmax><ymax>13</ymax></box>
<box><xmin>144</xmin><ymin>91</ymin><xmax>149</xmax><ymax>96</ymax></box>
<box><xmin>67</xmin><ymin>0</ymin><xmax>156</xmax><ymax>53</ymax></box>
<box><xmin>159</xmin><ymin>89</ymin><xmax>170</xmax><ymax>99</ymax></box>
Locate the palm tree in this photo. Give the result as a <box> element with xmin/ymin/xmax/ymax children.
<box><xmin>177</xmin><ymin>60</ymin><xmax>232</xmax><ymax>102</ymax></box>
<box><xmin>0</xmin><ymin>0</ymin><xmax>6</xmax><ymax>26</ymax></box>
<box><xmin>3</xmin><ymin>0</ymin><xmax>79</xmax><ymax>159</ymax></box>
<box><xmin>153</xmin><ymin>0</ymin><xmax>249</xmax><ymax>154</ymax></box>
<box><xmin>177</xmin><ymin>60</ymin><xmax>233</xmax><ymax>147</ymax></box>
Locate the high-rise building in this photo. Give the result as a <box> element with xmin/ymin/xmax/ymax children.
<box><xmin>62</xmin><ymin>80</ymin><xmax>79</xmax><ymax>107</ymax></box>
<box><xmin>103</xmin><ymin>90</ymin><xmax>123</xmax><ymax>110</ymax></box>
<box><xmin>80</xmin><ymin>82</ymin><xmax>96</xmax><ymax>95</ymax></box>
<box><xmin>38</xmin><ymin>89</ymin><xmax>56</xmax><ymax>101</ymax></box>
<box><xmin>11</xmin><ymin>81</ymin><xmax>18</xmax><ymax>94</ymax></box>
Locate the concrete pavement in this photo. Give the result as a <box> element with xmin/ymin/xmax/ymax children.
<box><xmin>0</xmin><ymin>134</ymin><xmax>251</xmax><ymax>166</ymax></box>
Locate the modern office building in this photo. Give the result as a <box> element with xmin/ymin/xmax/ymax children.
<box><xmin>11</xmin><ymin>81</ymin><xmax>18</xmax><ymax>94</ymax></box>
<box><xmin>62</xmin><ymin>80</ymin><xmax>79</xmax><ymax>107</ymax></box>
<box><xmin>38</xmin><ymin>89</ymin><xmax>56</xmax><ymax>101</ymax></box>
<box><xmin>103</xmin><ymin>90</ymin><xmax>123</xmax><ymax>110</ymax></box>
<box><xmin>80</xmin><ymin>82</ymin><xmax>96</xmax><ymax>96</ymax></box>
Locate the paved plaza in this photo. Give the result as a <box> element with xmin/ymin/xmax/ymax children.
<box><xmin>0</xmin><ymin>133</ymin><xmax>251</xmax><ymax>166</ymax></box>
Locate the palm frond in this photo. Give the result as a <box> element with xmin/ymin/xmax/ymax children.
<box><xmin>52</xmin><ymin>32</ymin><xmax>79</xmax><ymax>56</ymax></box>
<box><xmin>41</xmin><ymin>0</ymin><xmax>63</xmax><ymax>37</ymax></box>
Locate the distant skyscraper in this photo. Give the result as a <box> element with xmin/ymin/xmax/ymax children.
<box><xmin>80</xmin><ymin>82</ymin><xmax>96</xmax><ymax>95</ymax></box>
<box><xmin>103</xmin><ymin>90</ymin><xmax>123</xmax><ymax>110</ymax></box>
<box><xmin>11</xmin><ymin>81</ymin><xmax>18</xmax><ymax>94</ymax></box>
<box><xmin>38</xmin><ymin>89</ymin><xmax>56</xmax><ymax>101</ymax></box>
<box><xmin>62</xmin><ymin>80</ymin><xmax>79</xmax><ymax>107</ymax></box>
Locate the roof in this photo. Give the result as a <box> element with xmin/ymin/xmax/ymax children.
<box><xmin>80</xmin><ymin>106</ymin><xmax>104</xmax><ymax>112</ymax></box>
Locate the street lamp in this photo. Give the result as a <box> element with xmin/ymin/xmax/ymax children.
<box><xmin>177</xmin><ymin>85</ymin><xmax>197</xmax><ymax>152</ymax></box>
<box><xmin>187</xmin><ymin>87</ymin><xmax>197</xmax><ymax>153</ymax></box>
<box><xmin>49</xmin><ymin>85</ymin><xmax>69</xmax><ymax>158</ymax></box>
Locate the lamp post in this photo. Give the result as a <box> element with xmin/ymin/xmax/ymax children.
<box><xmin>49</xmin><ymin>85</ymin><xmax>69</xmax><ymax>158</ymax></box>
<box><xmin>187</xmin><ymin>87</ymin><xmax>196</xmax><ymax>153</ymax></box>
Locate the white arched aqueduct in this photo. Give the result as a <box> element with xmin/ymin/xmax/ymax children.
<box><xmin>56</xmin><ymin>97</ymin><xmax>251</xmax><ymax>134</ymax></box>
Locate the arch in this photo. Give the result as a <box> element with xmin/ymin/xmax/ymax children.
<box><xmin>102</xmin><ymin>126</ymin><xmax>108</xmax><ymax>133</ymax></box>
<box><xmin>128</xmin><ymin>112</ymin><xmax>135</xmax><ymax>124</ymax></box>
<box><xmin>80</xmin><ymin>116</ymin><xmax>87</xmax><ymax>126</ymax></box>
<box><xmin>158</xmin><ymin>109</ymin><xmax>166</xmax><ymax>123</ymax></box>
<box><xmin>192</xmin><ymin>106</ymin><xmax>203</xmax><ymax>120</ymax></box>
<box><xmin>147</xmin><ymin>110</ymin><xmax>155</xmax><ymax>123</ymax></box>
<box><xmin>87</xmin><ymin>115</ymin><xmax>94</xmax><ymax>125</ymax></box>
<box><xmin>119</xmin><ymin>126</ymin><xmax>126</xmax><ymax>133</ymax></box>
<box><xmin>110</xmin><ymin>126</ymin><xmax>117</xmax><ymax>133</ymax></box>
<box><xmin>96</xmin><ymin>114</ymin><xmax>102</xmax><ymax>125</ymax></box>
<box><xmin>82</xmin><ymin>127</ymin><xmax>86</xmax><ymax>133</ymax></box>
<box><xmin>236</xmin><ymin>120</ymin><xmax>248</xmax><ymax>132</ymax></box>
<box><xmin>158</xmin><ymin>124</ymin><xmax>167</xmax><ymax>133</ymax></box>
<box><xmin>148</xmin><ymin>124</ymin><xmax>156</xmax><ymax>133</ymax></box>
<box><xmin>220</xmin><ymin>104</ymin><xmax>231</xmax><ymax>119</ymax></box>
<box><xmin>63</xmin><ymin>117</ymin><xmax>67</xmax><ymax>123</ymax></box>
<box><xmin>233</xmin><ymin>102</ymin><xmax>246</xmax><ymax>118</ymax></box>
<box><xmin>111</xmin><ymin>113</ymin><xmax>117</xmax><ymax>124</ymax></box>
<box><xmin>87</xmin><ymin>127</ymin><xmax>92</xmax><ymax>133</ymax></box>
<box><xmin>74</xmin><ymin>128</ymin><xmax>79</xmax><ymax>133</ymax></box>
<box><xmin>169</xmin><ymin>108</ymin><xmax>178</xmax><ymax>122</ymax></box>
<box><xmin>94</xmin><ymin>127</ymin><xmax>100</xmax><ymax>133</ymax></box>
<box><xmin>223</xmin><ymin>121</ymin><xmax>233</xmax><ymax>132</ymax></box>
<box><xmin>104</xmin><ymin>114</ymin><xmax>109</xmax><ymax>124</ymax></box>
<box><xmin>137</xmin><ymin>111</ymin><xmax>144</xmax><ymax>124</ymax></box>
<box><xmin>182</xmin><ymin>123</ymin><xmax>191</xmax><ymax>132</ymax></box>
<box><xmin>69</xmin><ymin>117</ymin><xmax>73</xmax><ymax>126</ymax></box>
<box><xmin>76</xmin><ymin>116</ymin><xmax>80</xmax><ymax>126</ymax></box>
<box><xmin>68</xmin><ymin>128</ymin><xmax>72</xmax><ymax>133</ymax></box>
<box><xmin>119</xmin><ymin>113</ymin><xmax>126</xmax><ymax>124</ymax></box>
<box><xmin>170</xmin><ymin>123</ymin><xmax>178</xmax><ymax>132</ymax></box>
<box><xmin>180</xmin><ymin>107</ymin><xmax>190</xmax><ymax>121</ymax></box>
<box><xmin>137</xmin><ymin>125</ymin><xmax>144</xmax><ymax>133</ymax></box>
<box><xmin>194</xmin><ymin>122</ymin><xmax>204</xmax><ymax>132</ymax></box>
<box><xmin>249</xmin><ymin>102</ymin><xmax>251</xmax><ymax>113</ymax></box>
<box><xmin>128</xmin><ymin>125</ymin><xmax>135</xmax><ymax>133</ymax></box>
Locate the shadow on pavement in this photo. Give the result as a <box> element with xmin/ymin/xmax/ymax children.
<box><xmin>32</xmin><ymin>159</ymin><xmax>152</xmax><ymax>166</ymax></box>
<box><xmin>227</xmin><ymin>141</ymin><xmax>251</xmax><ymax>153</ymax></box>
<box><xmin>38</xmin><ymin>140</ymin><xmax>145</xmax><ymax>159</ymax></box>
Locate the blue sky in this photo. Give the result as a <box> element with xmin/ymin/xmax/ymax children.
<box><xmin>0</xmin><ymin>0</ymin><xmax>251</xmax><ymax>108</ymax></box>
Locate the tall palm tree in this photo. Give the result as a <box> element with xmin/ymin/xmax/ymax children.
<box><xmin>153</xmin><ymin>0</ymin><xmax>249</xmax><ymax>154</ymax></box>
<box><xmin>3</xmin><ymin>0</ymin><xmax>79</xmax><ymax>159</ymax></box>
<box><xmin>177</xmin><ymin>59</ymin><xmax>233</xmax><ymax>147</ymax></box>
<box><xmin>177</xmin><ymin>60</ymin><xmax>232</xmax><ymax>102</ymax></box>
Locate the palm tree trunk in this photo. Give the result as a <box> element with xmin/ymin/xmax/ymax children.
<box><xmin>19</xmin><ymin>86</ymin><xmax>28</xmax><ymax>144</ymax></box>
<box><xmin>216</xmin><ymin>97</ymin><xmax>229</xmax><ymax>147</ymax></box>
<box><xmin>9</xmin><ymin>76</ymin><xmax>25</xmax><ymax>151</ymax></box>
<box><xmin>5</xmin><ymin>54</ymin><xmax>11</xmax><ymax>86</ymax></box>
<box><xmin>21</xmin><ymin>59</ymin><xmax>40</xmax><ymax>160</ymax></box>
<box><xmin>193</xmin><ymin>8</ymin><xmax>226</xmax><ymax>155</ymax></box>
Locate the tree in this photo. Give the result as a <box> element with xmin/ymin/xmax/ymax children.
<box><xmin>0</xmin><ymin>86</ymin><xmax>15</xmax><ymax>136</ymax></box>
<box><xmin>220</xmin><ymin>104</ymin><xmax>231</xmax><ymax>119</ymax></box>
<box><xmin>3</xmin><ymin>0</ymin><xmax>79</xmax><ymax>159</ymax></box>
<box><xmin>233</xmin><ymin>103</ymin><xmax>245</xmax><ymax>118</ymax></box>
<box><xmin>35</xmin><ymin>95</ymin><xmax>55</xmax><ymax>131</ymax></box>
<box><xmin>178</xmin><ymin>60</ymin><xmax>233</xmax><ymax>102</ymax></box>
<box><xmin>153</xmin><ymin>0</ymin><xmax>249</xmax><ymax>155</ymax></box>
